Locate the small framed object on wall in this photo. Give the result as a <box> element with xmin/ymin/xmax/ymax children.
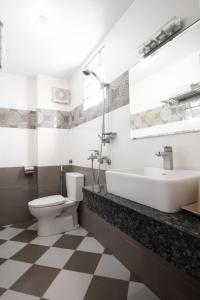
<box><xmin>52</xmin><ymin>87</ymin><xmax>70</xmax><ymax>104</ymax></box>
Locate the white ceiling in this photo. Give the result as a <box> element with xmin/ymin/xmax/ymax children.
<box><xmin>0</xmin><ymin>0</ymin><xmax>134</xmax><ymax>79</ymax></box>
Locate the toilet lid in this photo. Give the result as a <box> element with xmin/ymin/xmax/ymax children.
<box><xmin>28</xmin><ymin>195</ymin><xmax>65</xmax><ymax>208</ymax></box>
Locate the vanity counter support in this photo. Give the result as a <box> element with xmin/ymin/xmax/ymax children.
<box><xmin>81</xmin><ymin>185</ymin><xmax>200</xmax><ymax>300</ymax></box>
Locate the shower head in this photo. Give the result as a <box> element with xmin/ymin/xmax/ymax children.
<box><xmin>82</xmin><ymin>69</ymin><xmax>109</xmax><ymax>88</ymax></box>
<box><xmin>82</xmin><ymin>69</ymin><xmax>93</xmax><ymax>76</ymax></box>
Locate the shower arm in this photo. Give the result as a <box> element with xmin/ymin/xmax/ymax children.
<box><xmin>82</xmin><ymin>69</ymin><xmax>109</xmax><ymax>89</ymax></box>
<box><xmin>83</xmin><ymin>68</ymin><xmax>113</xmax><ymax>184</ymax></box>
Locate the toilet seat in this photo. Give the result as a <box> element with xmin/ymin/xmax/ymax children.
<box><xmin>28</xmin><ymin>195</ymin><xmax>65</xmax><ymax>208</ymax></box>
<box><xmin>28</xmin><ymin>195</ymin><xmax>76</xmax><ymax>209</ymax></box>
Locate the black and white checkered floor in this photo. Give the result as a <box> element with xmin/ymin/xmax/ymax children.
<box><xmin>0</xmin><ymin>220</ymin><xmax>159</xmax><ymax>300</ymax></box>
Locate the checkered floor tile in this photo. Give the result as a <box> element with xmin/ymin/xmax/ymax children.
<box><xmin>0</xmin><ymin>221</ymin><xmax>159</xmax><ymax>300</ymax></box>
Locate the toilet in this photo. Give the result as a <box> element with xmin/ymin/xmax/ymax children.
<box><xmin>28</xmin><ymin>172</ymin><xmax>84</xmax><ymax>236</ymax></box>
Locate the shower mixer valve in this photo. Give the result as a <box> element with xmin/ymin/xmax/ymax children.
<box><xmin>88</xmin><ymin>150</ymin><xmax>100</xmax><ymax>161</ymax></box>
<box><xmin>98</xmin><ymin>156</ymin><xmax>111</xmax><ymax>165</ymax></box>
<box><xmin>98</xmin><ymin>132</ymin><xmax>117</xmax><ymax>145</ymax></box>
<box><xmin>88</xmin><ymin>149</ymin><xmax>111</xmax><ymax>165</ymax></box>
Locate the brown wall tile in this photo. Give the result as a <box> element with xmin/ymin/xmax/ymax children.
<box><xmin>0</xmin><ymin>164</ymin><xmax>104</xmax><ymax>226</ymax></box>
<box><xmin>0</xmin><ymin>186</ymin><xmax>36</xmax><ymax>226</ymax></box>
<box><xmin>0</xmin><ymin>167</ymin><xmax>36</xmax><ymax>188</ymax></box>
<box><xmin>37</xmin><ymin>165</ymin><xmax>72</xmax><ymax>198</ymax></box>
<box><xmin>37</xmin><ymin>166</ymin><xmax>61</xmax><ymax>186</ymax></box>
<box><xmin>37</xmin><ymin>184</ymin><xmax>61</xmax><ymax>198</ymax></box>
<box><xmin>0</xmin><ymin>167</ymin><xmax>37</xmax><ymax>226</ymax></box>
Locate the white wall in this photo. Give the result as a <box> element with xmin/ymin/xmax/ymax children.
<box><xmin>0</xmin><ymin>73</ymin><xmax>36</xmax><ymax>110</ymax></box>
<box><xmin>36</xmin><ymin>74</ymin><xmax>70</xmax><ymax>166</ymax></box>
<box><xmin>37</xmin><ymin>128</ymin><xmax>69</xmax><ymax>166</ymax></box>
<box><xmin>0</xmin><ymin>73</ymin><xmax>69</xmax><ymax>167</ymax></box>
<box><xmin>68</xmin><ymin>0</ymin><xmax>200</xmax><ymax>170</ymax></box>
<box><xmin>0</xmin><ymin>128</ymin><xmax>37</xmax><ymax>168</ymax></box>
<box><xmin>1</xmin><ymin>0</ymin><xmax>200</xmax><ymax>169</ymax></box>
<box><xmin>0</xmin><ymin>73</ymin><xmax>37</xmax><ymax>167</ymax></box>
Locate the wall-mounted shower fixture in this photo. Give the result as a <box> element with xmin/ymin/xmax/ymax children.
<box><xmin>83</xmin><ymin>69</ymin><xmax>109</xmax><ymax>89</ymax></box>
<box><xmin>88</xmin><ymin>149</ymin><xmax>111</xmax><ymax>184</ymax></box>
<box><xmin>88</xmin><ymin>150</ymin><xmax>100</xmax><ymax>161</ymax></box>
<box><xmin>88</xmin><ymin>150</ymin><xmax>111</xmax><ymax>165</ymax></box>
<box><xmin>98</xmin><ymin>156</ymin><xmax>111</xmax><ymax>165</ymax></box>
<box><xmin>98</xmin><ymin>132</ymin><xmax>117</xmax><ymax>146</ymax></box>
<box><xmin>138</xmin><ymin>16</ymin><xmax>182</xmax><ymax>58</ymax></box>
<box><xmin>83</xmin><ymin>68</ymin><xmax>111</xmax><ymax>185</ymax></box>
<box><xmin>0</xmin><ymin>21</ymin><xmax>3</xmax><ymax>69</ymax></box>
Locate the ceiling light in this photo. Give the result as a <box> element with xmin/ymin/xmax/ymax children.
<box><xmin>138</xmin><ymin>17</ymin><xmax>182</xmax><ymax>58</ymax></box>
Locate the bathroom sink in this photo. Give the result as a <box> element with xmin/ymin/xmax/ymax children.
<box><xmin>106</xmin><ymin>168</ymin><xmax>200</xmax><ymax>213</ymax></box>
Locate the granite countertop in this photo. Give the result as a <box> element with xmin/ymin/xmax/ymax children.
<box><xmin>83</xmin><ymin>184</ymin><xmax>200</xmax><ymax>239</ymax></box>
<box><xmin>83</xmin><ymin>184</ymin><xmax>200</xmax><ymax>280</ymax></box>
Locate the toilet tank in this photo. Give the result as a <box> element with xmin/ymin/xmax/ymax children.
<box><xmin>66</xmin><ymin>172</ymin><xmax>84</xmax><ymax>201</ymax></box>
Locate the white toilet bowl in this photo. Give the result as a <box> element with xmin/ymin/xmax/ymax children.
<box><xmin>28</xmin><ymin>172</ymin><xmax>84</xmax><ymax>236</ymax></box>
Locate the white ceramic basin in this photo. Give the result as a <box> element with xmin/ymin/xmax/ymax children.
<box><xmin>106</xmin><ymin>168</ymin><xmax>200</xmax><ymax>213</ymax></box>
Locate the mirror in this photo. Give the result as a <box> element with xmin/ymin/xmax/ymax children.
<box><xmin>129</xmin><ymin>20</ymin><xmax>200</xmax><ymax>139</ymax></box>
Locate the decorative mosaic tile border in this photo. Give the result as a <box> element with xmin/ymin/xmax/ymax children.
<box><xmin>0</xmin><ymin>108</ymin><xmax>36</xmax><ymax>129</ymax></box>
<box><xmin>0</xmin><ymin>71</ymin><xmax>129</xmax><ymax>130</ymax></box>
<box><xmin>66</xmin><ymin>71</ymin><xmax>129</xmax><ymax>129</ymax></box>
<box><xmin>130</xmin><ymin>98</ymin><xmax>200</xmax><ymax>130</ymax></box>
<box><xmin>37</xmin><ymin>109</ymin><xmax>71</xmax><ymax>129</ymax></box>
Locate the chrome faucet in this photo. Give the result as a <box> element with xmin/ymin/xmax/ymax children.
<box><xmin>88</xmin><ymin>150</ymin><xmax>100</xmax><ymax>161</ymax></box>
<box><xmin>88</xmin><ymin>150</ymin><xmax>111</xmax><ymax>165</ymax></box>
<box><xmin>98</xmin><ymin>156</ymin><xmax>111</xmax><ymax>165</ymax></box>
<box><xmin>155</xmin><ymin>146</ymin><xmax>173</xmax><ymax>170</ymax></box>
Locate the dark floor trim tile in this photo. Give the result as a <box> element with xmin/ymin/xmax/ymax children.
<box><xmin>64</xmin><ymin>251</ymin><xmax>101</xmax><ymax>274</ymax></box>
<box><xmin>84</xmin><ymin>275</ymin><xmax>129</xmax><ymax>300</ymax></box>
<box><xmin>11</xmin><ymin>244</ymin><xmax>48</xmax><ymax>263</ymax></box>
<box><xmin>11</xmin><ymin>265</ymin><xmax>60</xmax><ymax>297</ymax></box>
<box><xmin>0</xmin><ymin>287</ymin><xmax>6</xmax><ymax>296</ymax></box>
<box><xmin>53</xmin><ymin>235</ymin><xmax>84</xmax><ymax>250</ymax></box>
<box><xmin>11</xmin><ymin>230</ymin><xmax>37</xmax><ymax>243</ymax></box>
<box><xmin>0</xmin><ymin>258</ymin><xmax>6</xmax><ymax>265</ymax></box>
